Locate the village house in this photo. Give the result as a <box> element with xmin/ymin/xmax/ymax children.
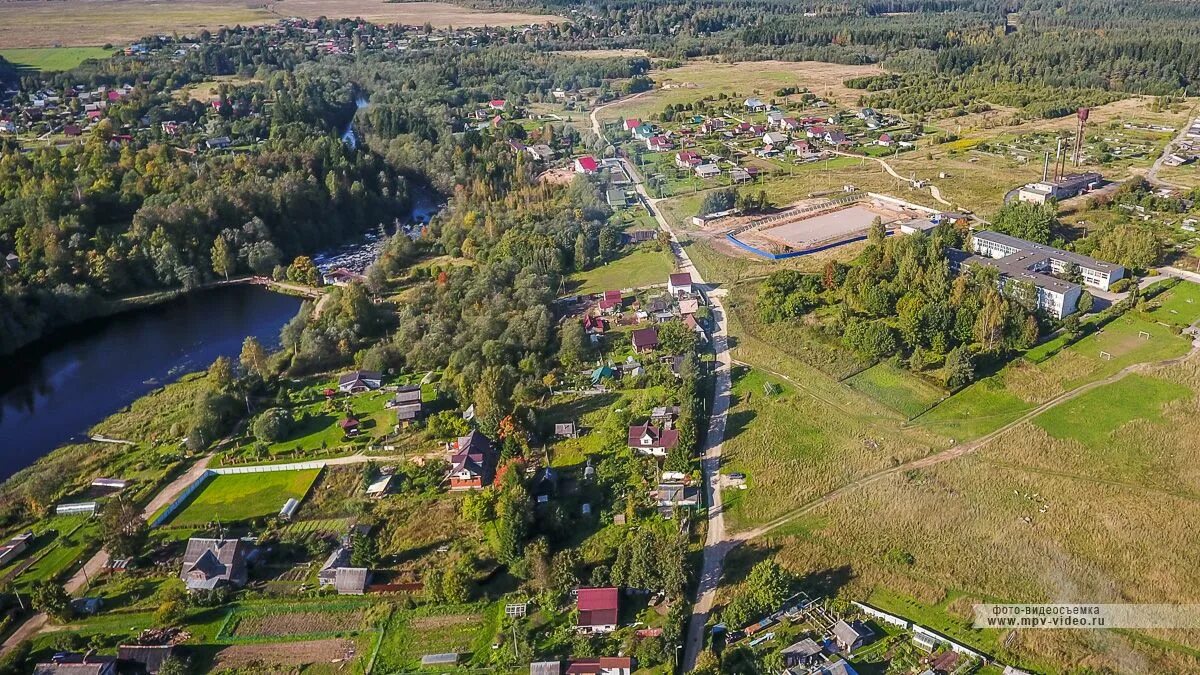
<box><xmin>694</xmin><ymin>163</ymin><xmax>721</xmax><ymax>179</ymax></box>
<box><xmin>631</xmin><ymin>326</ymin><xmax>659</xmax><ymax>353</ymax></box>
<box><xmin>623</xmin><ymin>118</ymin><xmax>641</xmax><ymax>132</ymax></box>
<box><xmin>762</xmin><ymin>131</ymin><xmax>788</xmax><ymax>146</ymax></box>
<box><xmin>675</xmin><ymin>150</ymin><xmax>702</xmax><ymax>169</ymax></box>
<box><xmin>832</xmin><ymin>619</ymin><xmax>874</xmax><ymax>653</ymax></box>
<box><xmin>576</xmin><ymin>587</ymin><xmax>620</xmax><ymax>633</ymax></box>
<box><xmin>391</xmin><ymin>385</ymin><xmax>424</xmax><ymax>425</ymax></box>
<box><xmin>744</xmin><ymin>97</ymin><xmax>767</xmax><ymax>112</ymax></box>
<box><xmin>654</xmin><ymin>481</ymin><xmax>699</xmax><ymax>515</ymax></box>
<box><xmin>448</xmin><ymin>429</ymin><xmax>497</xmax><ymax>489</ymax></box>
<box><xmin>574</xmin><ymin>156</ymin><xmax>599</xmax><ymax>174</ymax></box>
<box><xmin>627</xmin><ymin>421</ymin><xmax>679</xmax><ymax>456</ymax></box>
<box><xmin>668</xmin><ymin>272</ymin><xmax>694</xmax><ymax>296</ymax></box>
<box><xmin>651</xmin><ymin>405</ymin><xmax>681</xmax><ymax>427</ymax></box>
<box><xmin>877</xmin><ymin>133</ymin><xmax>893</xmax><ymax>147</ymax></box>
<box><xmin>337</xmin><ymin>370</ymin><xmax>381</xmax><ymax>393</ymax></box>
<box><xmin>646</xmin><ymin>135</ymin><xmax>672</xmax><ymax>151</ymax></box>
<box><xmin>33</xmin><ymin>652</ymin><xmax>118</xmax><ymax>675</ymax></box>
<box><xmin>488</xmin><ymin>99</ymin><xmax>507</xmax><ymax>110</ymax></box>
<box><xmin>730</xmin><ymin>168</ymin><xmax>752</xmax><ymax>183</ymax></box>
<box><xmin>322</xmin><ymin>268</ymin><xmax>366</xmax><ymax>286</ymax></box>
<box><xmin>117</xmin><ymin>645</ymin><xmax>175</xmax><ymax>675</ymax></box>
<box><xmin>179</xmin><ymin>537</ymin><xmax>250</xmax><ymax>592</ymax></box>
<box><xmin>524</xmin><ymin>143</ymin><xmax>554</xmax><ymax>162</ymax></box>
<box><xmin>631</xmin><ymin>123</ymin><xmax>655</xmax><ymax>140</ymax></box>
<box><xmin>599</xmin><ymin>289</ymin><xmax>624</xmax><ymax>315</ymax></box>
<box><xmin>780</xmin><ymin>637</ymin><xmax>823</xmax><ymax>669</ymax></box>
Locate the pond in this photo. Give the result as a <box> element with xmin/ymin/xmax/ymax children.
<box><xmin>0</xmin><ymin>285</ymin><xmax>302</xmax><ymax>482</ymax></box>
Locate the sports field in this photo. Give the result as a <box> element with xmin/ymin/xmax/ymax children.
<box><xmin>164</xmin><ymin>469</ymin><xmax>320</xmax><ymax>526</ymax></box>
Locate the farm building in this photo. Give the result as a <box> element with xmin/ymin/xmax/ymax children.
<box><xmin>366</xmin><ymin>474</ymin><xmax>394</xmax><ymax>498</ymax></box>
<box><xmin>627</xmin><ymin>422</ymin><xmax>679</xmax><ymax>457</ymax></box>
<box><xmin>55</xmin><ymin>502</ymin><xmax>97</xmax><ymax>516</ymax></box>
<box><xmin>654</xmin><ymin>482</ymin><xmax>699</xmax><ymax>514</ymax></box>
<box><xmin>279</xmin><ymin>498</ymin><xmax>300</xmax><ymax>520</ymax></box>
<box><xmin>179</xmin><ymin>537</ymin><xmax>250</xmax><ymax>592</ymax></box>
<box><xmin>448</xmin><ymin>430</ymin><xmax>497</xmax><ymax>489</ymax></box>
<box><xmin>576</xmin><ymin>587</ymin><xmax>620</xmax><ymax>633</ymax></box>
<box><xmin>338</xmin><ymin>370</ymin><xmax>382</xmax><ymax>393</ymax></box>
<box><xmin>0</xmin><ymin>532</ymin><xmax>33</xmax><ymax>566</ymax></box>
<box><xmin>555</xmin><ymin>422</ymin><xmax>578</xmax><ymax>438</ymax></box>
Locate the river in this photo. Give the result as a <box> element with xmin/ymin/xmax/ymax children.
<box><xmin>0</xmin><ymin>285</ymin><xmax>302</xmax><ymax>483</ymax></box>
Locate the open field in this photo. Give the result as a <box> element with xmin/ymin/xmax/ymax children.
<box><xmin>719</xmin><ymin>366</ymin><xmax>944</xmax><ymax>531</ymax></box>
<box><xmin>0</xmin><ymin>0</ymin><xmax>562</xmax><ymax>49</ymax></box>
<box><xmin>1145</xmin><ymin>280</ymin><xmax>1200</xmax><ymax>327</ymax></box>
<box><xmin>845</xmin><ymin>362</ymin><xmax>946</xmax><ymax>419</ymax></box>
<box><xmin>0</xmin><ymin>46</ymin><xmax>112</xmax><ymax>71</ymax></box>
<box><xmin>596</xmin><ymin>60</ymin><xmax>884</xmax><ymax>124</ymax></box>
<box><xmin>566</xmin><ymin>245</ymin><xmax>673</xmax><ymax>295</ymax></box>
<box><xmin>164</xmin><ymin>469</ymin><xmax>320</xmax><ymax>526</ymax></box>
<box><xmin>915</xmin><ymin>313</ymin><xmax>1194</xmax><ymax>440</ymax></box>
<box><xmin>373</xmin><ymin>606</ymin><xmax>492</xmax><ymax>673</ymax></box>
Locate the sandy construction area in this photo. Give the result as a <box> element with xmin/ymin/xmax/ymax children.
<box><xmin>0</xmin><ymin>0</ymin><xmax>562</xmax><ymax>48</ymax></box>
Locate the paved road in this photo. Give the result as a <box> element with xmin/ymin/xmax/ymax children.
<box><xmin>617</xmin><ymin>155</ymin><xmax>734</xmax><ymax>671</ymax></box>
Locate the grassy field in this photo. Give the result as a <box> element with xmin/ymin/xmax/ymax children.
<box><xmin>0</xmin><ymin>1</ymin><xmax>562</xmax><ymax>49</ymax></box>
<box><xmin>0</xmin><ymin>47</ymin><xmax>113</xmax><ymax>71</ymax></box>
<box><xmin>1033</xmin><ymin>373</ymin><xmax>1191</xmax><ymax>449</ymax></box>
<box><xmin>1145</xmin><ymin>280</ymin><xmax>1200</xmax><ymax>327</ymax></box>
<box><xmin>719</xmin><ymin>366</ymin><xmax>944</xmax><ymax>531</ymax></box>
<box><xmin>372</xmin><ymin>604</ymin><xmax>498</xmax><ymax>672</ymax></box>
<box><xmin>164</xmin><ymin>469</ymin><xmax>320</xmax><ymax>526</ymax></box>
<box><xmin>566</xmin><ymin>245</ymin><xmax>674</xmax><ymax>295</ymax></box>
<box><xmin>845</xmin><ymin>362</ymin><xmax>947</xmax><ymax>419</ymax></box>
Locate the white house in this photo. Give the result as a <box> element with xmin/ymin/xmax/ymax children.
<box><xmin>668</xmin><ymin>272</ymin><xmax>693</xmax><ymax>296</ymax></box>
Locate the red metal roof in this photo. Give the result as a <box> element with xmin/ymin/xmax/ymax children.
<box><xmin>576</xmin><ymin>587</ymin><xmax>619</xmax><ymax>628</ymax></box>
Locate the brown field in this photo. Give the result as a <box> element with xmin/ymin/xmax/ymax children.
<box><xmin>553</xmin><ymin>48</ymin><xmax>648</xmax><ymax>59</ymax></box>
<box><xmin>596</xmin><ymin>59</ymin><xmax>884</xmax><ymax>124</ymax></box>
<box><xmin>177</xmin><ymin>76</ymin><xmax>260</xmax><ymax>103</ymax></box>
<box><xmin>231</xmin><ymin>608</ymin><xmax>366</xmax><ymax>637</ymax></box>
<box><xmin>213</xmin><ymin>638</ymin><xmax>360</xmax><ymax>669</ymax></box>
<box><xmin>0</xmin><ymin>0</ymin><xmax>563</xmax><ymax>49</ymax></box>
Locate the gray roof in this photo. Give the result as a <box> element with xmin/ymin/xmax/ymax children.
<box><xmin>820</xmin><ymin>662</ymin><xmax>859</xmax><ymax>675</ymax></box>
<box><xmin>530</xmin><ymin>661</ymin><xmax>562</xmax><ymax>675</ymax></box>
<box><xmin>832</xmin><ymin>619</ymin><xmax>871</xmax><ymax>648</ymax></box>
<box><xmin>972</xmin><ymin>230</ymin><xmax>1119</xmax><ymax>273</ymax></box>
<box><xmin>393</xmin><ymin>386</ymin><xmax>422</xmax><ymax>403</ymax></box>
<box><xmin>781</xmin><ymin>637</ymin><xmax>822</xmax><ymax>657</ymax></box>
<box><xmin>334</xmin><ymin>567</ymin><xmax>370</xmax><ymax>594</ymax></box>
<box><xmin>180</xmin><ymin>538</ymin><xmax>249</xmax><ymax>591</ymax></box>
<box><xmin>950</xmin><ymin>247</ymin><xmax>1080</xmax><ymax>296</ymax></box>
<box><xmin>33</xmin><ymin>656</ymin><xmax>117</xmax><ymax>675</ymax></box>
<box><xmin>117</xmin><ymin>645</ymin><xmax>174</xmax><ymax>674</ymax></box>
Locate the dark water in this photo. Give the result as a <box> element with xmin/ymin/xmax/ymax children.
<box><xmin>0</xmin><ymin>285</ymin><xmax>301</xmax><ymax>482</ymax></box>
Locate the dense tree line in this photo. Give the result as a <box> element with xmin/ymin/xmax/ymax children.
<box><xmin>759</xmin><ymin>223</ymin><xmax>1043</xmax><ymax>386</ymax></box>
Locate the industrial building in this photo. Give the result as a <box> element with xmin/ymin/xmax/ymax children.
<box><xmin>1016</xmin><ymin>172</ymin><xmax>1102</xmax><ymax>204</ymax></box>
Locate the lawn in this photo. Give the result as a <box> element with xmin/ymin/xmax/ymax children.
<box><xmin>163</xmin><ymin>469</ymin><xmax>321</xmax><ymax>526</ymax></box>
<box><xmin>567</xmin><ymin>245</ymin><xmax>674</xmax><ymax>295</ymax></box>
<box><xmin>845</xmin><ymin>362</ymin><xmax>946</xmax><ymax>419</ymax></box>
<box><xmin>910</xmin><ymin>376</ymin><xmax>1034</xmax><ymax>441</ymax></box>
<box><xmin>1033</xmin><ymin>373</ymin><xmax>1192</xmax><ymax>449</ymax></box>
<box><xmin>0</xmin><ymin>515</ymin><xmax>100</xmax><ymax>592</ymax></box>
<box><xmin>1145</xmin><ymin>279</ymin><xmax>1200</xmax><ymax>327</ymax></box>
<box><xmin>0</xmin><ymin>47</ymin><xmax>112</xmax><ymax>71</ymax></box>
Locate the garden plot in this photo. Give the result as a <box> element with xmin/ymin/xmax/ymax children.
<box><xmin>225</xmin><ymin>606</ymin><xmax>367</xmax><ymax>640</ymax></box>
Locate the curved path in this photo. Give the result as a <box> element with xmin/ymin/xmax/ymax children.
<box><xmin>829</xmin><ymin>149</ymin><xmax>954</xmax><ymax>208</ymax></box>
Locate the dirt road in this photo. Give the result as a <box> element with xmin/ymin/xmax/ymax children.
<box><xmin>737</xmin><ymin>340</ymin><xmax>1200</xmax><ymax>541</ymax></box>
